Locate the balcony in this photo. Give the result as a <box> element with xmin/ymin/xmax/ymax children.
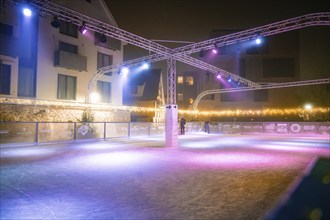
<box><xmin>54</xmin><ymin>50</ymin><xmax>87</xmax><ymax>71</ymax></box>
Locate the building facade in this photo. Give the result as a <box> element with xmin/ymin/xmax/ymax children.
<box><xmin>177</xmin><ymin>27</ymin><xmax>330</xmax><ymax>116</ymax></box>
<box><xmin>0</xmin><ymin>0</ymin><xmax>129</xmax><ymax>122</ymax></box>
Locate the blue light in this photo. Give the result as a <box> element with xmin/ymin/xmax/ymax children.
<box><xmin>121</xmin><ymin>67</ymin><xmax>129</xmax><ymax>75</ymax></box>
<box><xmin>255</xmin><ymin>37</ymin><xmax>262</xmax><ymax>45</ymax></box>
<box><xmin>22</xmin><ymin>7</ymin><xmax>32</xmax><ymax>17</ymax></box>
<box><xmin>142</xmin><ymin>63</ymin><xmax>149</xmax><ymax>70</ymax></box>
<box><xmin>228</xmin><ymin>78</ymin><xmax>232</xmax><ymax>82</ymax></box>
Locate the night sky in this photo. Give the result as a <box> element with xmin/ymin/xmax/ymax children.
<box><xmin>105</xmin><ymin>0</ymin><xmax>330</xmax><ymax>88</ymax></box>
<box><xmin>106</xmin><ymin>0</ymin><xmax>329</xmax><ymax>44</ymax></box>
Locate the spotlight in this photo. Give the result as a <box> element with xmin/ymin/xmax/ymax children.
<box><xmin>90</xmin><ymin>92</ymin><xmax>100</xmax><ymax>103</ymax></box>
<box><xmin>100</xmin><ymin>34</ymin><xmax>107</xmax><ymax>43</ymax></box>
<box><xmin>255</xmin><ymin>37</ymin><xmax>262</xmax><ymax>45</ymax></box>
<box><xmin>216</xmin><ymin>74</ymin><xmax>221</xmax><ymax>79</ymax></box>
<box><xmin>50</xmin><ymin>16</ymin><xmax>60</xmax><ymax>28</ymax></box>
<box><xmin>22</xmin><ymin>7</ymin><xmax>32</xmax><ymax>17</ymax></box>
<box><xmin>304</xmin><ymin>103</ymin><xmax>313</xmax><ymax>110</ymax></box>
<box><xmin>141</xmin><ymin>62</ymin><xmax>149</xmax><ymax>70</ymax></box>
<box><xmin>120</xmin><ymin>67</ymin><xmax>129</xmax><ymax>75</ymax></box>
<box><xmin>228</xmin><ymin>78</ymin><xmax>232</xmax><ymax>82</ymax></box>
<box><xmin>212</xmin><ymin>43</ymin><xmax>219</xmax><ymax>54</ymax></box>
<box><xmin>79</xmin><ymin>22</ymin><xmax>87</xmax><ymax>34</ymax></box>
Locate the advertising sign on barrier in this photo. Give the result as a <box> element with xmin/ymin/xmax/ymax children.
<box><xmin>265</xmin><ymin>123</ymin><xmax>276</xmax><ymax>133</ymax></box>
<box><xmin>276</xmin><ymin>123</ymin><xmax>288</xmax><ymax>133</ymax></box>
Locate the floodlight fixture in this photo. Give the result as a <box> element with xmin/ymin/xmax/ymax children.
<box><xmin>212</xmin><ymin>43</ymin><xmax>219</xmax><ymax>54</ymax></box>
<box><xmin>100</xmin><ymin>34</ymin><xmax>107</xmax><ymax>43</ymax></box>
<box><xmin>255</xmin><ymin>37</ymin><xmax>262</xmax><ymax>45</ymax></box>
<box><xmin>141</xmin><ymin>62</ymin><xmax>150</xmax><ymax>70</ymax></box>
<box><xmin>120</xmin><ymin>67</ymin><xmax>129</xmax><ymax>75</ymax></box>
<box><xmin>50</xmin><ymin>16</ymin><xmax>60</xmax><ymax>28</ymax></box>
<box><xmin>22</xmin><ymin>7</ymin><xmax>32</xmax><ymax>17</ymax></box>
<box><xmin>304</xmin><ymin>103</ymin><xmax>313</xmax><ymax>110</ymax></box>
<box><xmin>79</xmin><ymin>22</ymin><xmax>87</xmax><ymax>34</ymax></box>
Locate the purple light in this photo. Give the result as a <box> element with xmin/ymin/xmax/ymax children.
<box><xmin>212</xmin><ymin>49</ymin><xmax>218</xmax><ymax>54</ymax></box>
<box><xmin>216</xmin><ymin>74</ymin><xmax>221</xmax><ymax>79</ymax></box>
<box><xmin>22</xmin><ymin>8</ymin><xmax>32</xmax><ymax>17</ymax></box>
<box><xmin>79</xmin><ymin>25</ymin><xmax>87</xmax><ymax>34</ymax></box>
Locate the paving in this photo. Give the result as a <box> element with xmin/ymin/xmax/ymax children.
<box><xmin>1</xmin><ymin>133</ymin><xmax>329</xmax><ymax>220</ymax></box>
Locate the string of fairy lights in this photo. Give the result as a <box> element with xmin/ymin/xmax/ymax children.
<box><xmin>1</xmin><ymin>97</ymin><xmax>329</xmax><ymax>118</ymax></box>
<box><xmin>131</xmin><ymin>106</ymin><xmax>330</xmax><ymax>117</ymax></box>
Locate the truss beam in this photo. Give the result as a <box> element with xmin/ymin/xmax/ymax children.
<box><xmin>173</xmin><ymin>12</ymin><xmax>330</xmax><ymax>55</ymax></box>
<box><xmin>192</xmin><ymin>78</ymin><xmax>330</xmax><ymax>110</ymax></box>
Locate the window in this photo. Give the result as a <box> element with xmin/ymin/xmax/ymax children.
<box><xmin>57</xmin><ymin>74</ymin><xmax>76</xmax><ymax>100</ymax></box>
<box><xmin>18</xmin><ymin>67</ymin><xmax>36</xmax><ymax>97</ymax></box>
<box><xmin>186</xmin><ymin>76</ymin><xmax>194</xmax><ymax>85</ymax></box>
<box><xmin>97</xmin><ymin>80</ymin><xmax>111</xmax><ymax>103</ymax></box>
<box><xmin>210</xmin><ymin>94</ymin><xmax>215</xmax><ymax>100</ymax></box>
<box><xmin>59</xmin><ymin>21</ymin><xmax>78</xmax><ymax>38</ymax></box>
<box><xmin>59</xmin><ymin>41</ymin><xmax>78</xmax><ymax>54</ymax></box>
<box><xmin>0</xmin><ymin>63</ymin><xmax>11</xmax><ymax>94</ymax></box>
<box><xmin>0</xmin><ymin>23</ymin><xmax>13</xmax><ymax>36</ymax></box>
<box><xmin>97</xmin><ymin>52</ymin><xmax>113</xmax><ymax>76</ymax></box>
<box><xmin>178</xmin><ymin>93</ymin><xmax>183</xmax><ymax>101</ymax></box>
<box><xmin>177</xmin><ymin>76</ymin><xmax>183</xmax><ymax>84</ymax></box>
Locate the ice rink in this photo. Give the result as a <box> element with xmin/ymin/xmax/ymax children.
<box><xmin>1</xmin><ymin>133</ymin><xmax>329</xmax><ymax>219</ymax></box>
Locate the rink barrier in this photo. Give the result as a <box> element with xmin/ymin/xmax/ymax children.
<box><xmin>0</xmin><ymin>121</ymin><xmax>329</xmax><ymax>145</ymax></box>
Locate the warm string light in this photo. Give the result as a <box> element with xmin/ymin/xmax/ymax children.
<box><xmin>1</xmin><ymin>98</ymin><xmax>329</xmax><ymax>117</ymax></box>
<box><xmin>176</xmin><ymin>107</ymin><xmax>330</xmax><ymax>117</ymax></box>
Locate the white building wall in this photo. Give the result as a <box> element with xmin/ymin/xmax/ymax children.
<box><xmin>35</xmin><ymin>0</ymin><xmax>124</xmax><ymax>104</ymax></box>
<box><xmin>37</xmin><ymin>15</ymin><xmax>124</xmax><ymax>104</ymax></box>
<box><xmin>1</xmin><ymin>0</ymin><xmax>124</xmax><ymax>105</ymax></box>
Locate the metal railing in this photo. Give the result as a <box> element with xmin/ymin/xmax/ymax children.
<box><xmin>0</xmin><ymin>122</ymin><xmax>165</xmax><ymax>145</ymax></box>
<box><xmin>0</xmin><ymin>121</ymin><xmax>329</xmax><ymax>146</ymax></box>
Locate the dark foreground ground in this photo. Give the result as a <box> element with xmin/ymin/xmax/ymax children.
<box><xmin>1</xmin><ymin>133</ymin><xmax>329</xmax><ymax>220</ymax></box>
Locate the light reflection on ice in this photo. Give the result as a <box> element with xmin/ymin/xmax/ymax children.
<box><xmin>0</xmin><ymin>147</ymin><xmax>58</xmax><ymax>158</ymax></box>
<box><xmin>70</xmin><ymin>151</ymin><xmax>154</xmax><ymax>169</ymax></box>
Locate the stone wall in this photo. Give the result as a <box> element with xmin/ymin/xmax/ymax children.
<box><xmin>0</xmin><ymin>98</ymin><xmax>130</xmax><ymax>122</ymax></box>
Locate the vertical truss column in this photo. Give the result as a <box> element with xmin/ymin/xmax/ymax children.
<box><xmin>167</xmin><ymin>58</ymin><xmax>177</xmax><ymax>104</ymax></box>
<box><xmin>165</xmin><ymin>58</ymin><xmax>178</xmax><ymax>147</ymax></box>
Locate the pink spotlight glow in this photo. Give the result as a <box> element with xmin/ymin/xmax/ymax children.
<box><xmin>185</xmin><ymin>151</ymin><xmax>313</xmax><ymax>170</ymax></box>
<box><xmin>212</xmin><ymin>49</ymin><xmax>218</xmax><ymax>54</ymax></box>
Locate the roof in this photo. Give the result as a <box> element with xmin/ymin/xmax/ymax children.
<box><xmin>52</xmin><ymin>0</ymin><xmax>118</xmax><ymax>26</ymax></box>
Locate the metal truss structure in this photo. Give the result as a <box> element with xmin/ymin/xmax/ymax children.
<box><xmin>167</xmin><ymin>58</ymin><xmax>177</xmax><ymax>104</ymax></box>
<box><xmin>173</xmin><ymin>12</ymin><xmax>330</xmax><ymax>55</ymax></box>
<box><xmin>10</xmin><ymin>0</ymin><xmax>330</xmax><ymax>104</ymax></box>
<box><xmin>192</xmin><ymin>78</ymin><xmax>330</xmax><ymax>110</ymax></box>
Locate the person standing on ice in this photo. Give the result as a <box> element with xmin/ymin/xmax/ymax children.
<box><xmin>180</xmin><ymin>118</ymin><xmax>186</xmax><ymax>135</ymax></box>
<box><xmin>204</xmin><ymin>121</ymin><xmax>212</xmax><ymax>133</ymax></box>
